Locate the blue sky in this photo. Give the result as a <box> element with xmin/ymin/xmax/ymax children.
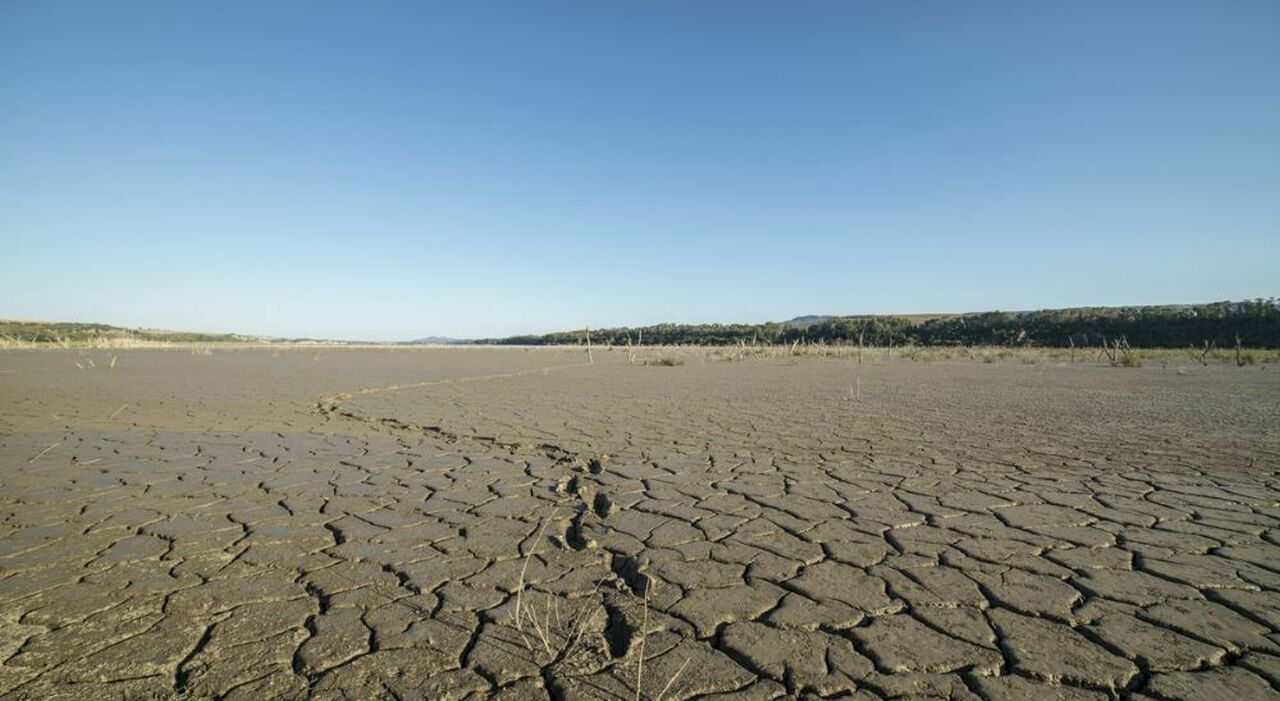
<box><xmin>2</xmin><ymin>1</ymin><xmax>1277</xmax><ymax>340</ymax></box>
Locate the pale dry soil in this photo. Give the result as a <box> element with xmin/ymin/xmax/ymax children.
<box><xmin>1</xmin><ymin>348</ymin><xmax>1278</xmax><ymax>701</ymax></box>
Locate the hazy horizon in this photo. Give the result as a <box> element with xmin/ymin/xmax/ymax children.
<box><xmin>4</xmin><ymin>2</ymin><xmax>1278</xmax><ymax>341</ymax></box>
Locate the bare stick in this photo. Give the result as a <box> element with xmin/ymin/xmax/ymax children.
<box><xmin>108</xmin><ymin>404</ymin><xmax>129</xmax><ymax>420</ymax></box>
<box><xmin>29</xmin><ymin>443</ymin><xmax>60</xmax><ymax>464</ymax></box>
<box><xmin>585</xmin><ymin>327</ymin><xmax>594</xmax><ymax>364</ymax></box>
<box><xmin>1199</xmin><ymin>339</ymin><xmax>1214</xmax><ymax>366</ymax></box>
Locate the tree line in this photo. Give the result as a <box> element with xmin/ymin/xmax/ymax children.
<box><xmin>476</xmin><ymin>299</ymin><xmax>1279</xmax><ymax>349</ymax></box>
<box><xmin>0</xmin><ymin>321</ymin><xmax>243</xmax><ymax>344</ymax></box>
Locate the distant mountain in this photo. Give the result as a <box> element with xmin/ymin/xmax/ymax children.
<box><xmin>782</xmin><ymin>312</ymin><xmax>955</xmax><ymax>326</ymax></box>
<box><xmin>406</xmin><ymin>336</ymin><xmax>472</xmax><ymax>345</ymax></box>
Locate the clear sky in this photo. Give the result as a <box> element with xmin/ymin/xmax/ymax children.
<box><xmin>2</xmin><ymin>1</ymin><xmax>1277</xmax><ymax>341</ymax></box>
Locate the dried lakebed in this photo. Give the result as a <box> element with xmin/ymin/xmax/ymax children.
<box><xmin>1</xmin><ymin>348</ymin><xmax>1278</xmax><ymax>700</ymax></box>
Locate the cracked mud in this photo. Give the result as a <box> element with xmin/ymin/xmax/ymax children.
<box><xmin>1</xmin><ymin>348</ymin><xmax>1278</xmax><ymax>700</ymax></box>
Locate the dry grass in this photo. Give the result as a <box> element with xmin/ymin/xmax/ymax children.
<box><xmin>508</xmin><ymin>511</ymin><xmax>690</xmax><ymax>700</ymax></box>
<box><xmin>515</xmin><ymin>508</ymin><xmax>557</xmax><ymax>627</ymax></box>
<box><xmin>0</xmin><ymin>334</ymin><xmax>184</xmax><ymax>350</ymax></box>
<box><xmin>682</xmin><ymin>343</ymin><xmax>1280</xmax><ymax>368</ymax></box>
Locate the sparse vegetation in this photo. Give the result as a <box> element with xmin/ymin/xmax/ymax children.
<box><xmin>0</xmin><ymin>320</ymin><xmax>246</xmax><ymax>348</ymax></box>
<box><xmin>508</xmin><ymin>512</ymin><xmax>688</xmax><ymax>700</ymax></box>
<box><xmin>1117</xmin><ymin>352</ymin><xmax>1144</xmax><ymax>368</ymax></box>
<box><xmin>648</xmin><ymin>343</ymin><xmax>1270</xmax><ymax>369</ymax></box>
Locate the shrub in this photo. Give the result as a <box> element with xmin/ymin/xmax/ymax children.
<box><xmin>1117</xmin><ymin>353</ymin><xmax>1143</xmax><ymax>368</ymax></box>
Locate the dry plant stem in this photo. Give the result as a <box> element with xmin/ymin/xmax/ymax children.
<box><xmin>544</xmin><ymin>593</ymin><xmax>553</xmax><ymax>646</ymax></box>
<box><xmin>558</xmin><ymin>574</ymin><xmax>609</xmax><ymax>656</ymax></box>
<box><xmin>524</xmin><ymin>600</ymin><xmax>553</xmax><ymax>654</ymax></box>
<box><xmin>108</xmin><ymin>404</ymin><xmax>129</xmax><ymax>420</ymax></box>
<box><xmin>524</xmin><ymin>582</ymin><xmax>606</xmax><ymax>668</ymax></box>
<box><xmin>657</xmin><ymin>657</ymin><xmax>692</xmax><ymax>701</ymax></box>
<box><xmin>635</xmin><ymin>586</ymin><xmax>648</xmax><ymax>701</ymax></box>
<box><xmin>515</xmin><ymin>507</ymin><xmax>557</xmax><ymax>630</ymax></box>
<box><xmin>28</xmin><ymin>442</ymin><xmax>60</xmax><ymax>464</ymax></box>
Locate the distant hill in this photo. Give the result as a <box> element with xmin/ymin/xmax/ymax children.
<box><xmin>406</xmin><ymin>336</ymin><xmax>472</xmax><ymax>345</ymax></box>
<box><xmin>0</xmin><ymin>320</ymin><xmax>354</xmax><ymax>346</ymax></box>
<box><xmin>780</xmin><ymin>315</ymin><xmax>832</xmax><ymax>328</ymax></box>
<box><xmin>783</xmin><ymin>312</ymin><xmax>956</xmax><ymax>327</ymax></box>
<box><xmin>0</xmin><ymin>320</ymin><xmax>249</xmax><ymax>345</ymax></box>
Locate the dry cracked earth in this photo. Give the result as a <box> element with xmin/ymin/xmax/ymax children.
<box><xmin>1</xmin><ymin>347</ymin><xmax>1279</xmax><ymax>701</ymax></box>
